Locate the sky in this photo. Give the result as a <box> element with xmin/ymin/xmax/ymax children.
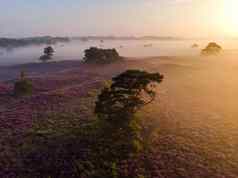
<box><xmin>0</xmin><ymin>0</ymin><xmax>237</xmax><ymax>38</ymax></box>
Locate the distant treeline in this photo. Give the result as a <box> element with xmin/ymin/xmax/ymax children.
<box><xmin>72</xmin><ymin>36</ymin><xmax>183</xmax><ymax>41</ymax></box>
<box><xmin>0</xmin><ymin>36</ymin><xmax>70</xmax><ymax>48</ymax></box>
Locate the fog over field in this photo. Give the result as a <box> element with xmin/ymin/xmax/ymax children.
<box><xmin>1</xmin><ymin>38</ymin><xmax>238</xmax><ymax>66</ymax></box>
<box><xmin>2</xmin><ymin>0</ymin><xmax>238</xmax><ymax>177</ymax></box>
<box><xmin>140</xmin><ymin>55</ymin><xmax>238</xmax><ymax>177</ymax></box>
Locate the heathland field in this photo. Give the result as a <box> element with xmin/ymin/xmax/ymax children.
<box><xmin>1</xmin><ymin>55</ymin><xmax>238</xmax><ymax>177</ymax></box>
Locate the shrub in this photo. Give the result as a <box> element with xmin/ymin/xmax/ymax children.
<box><xmin>14</xmin><ymin>80</ymin><xmax>32</xmax><ymax>96</ymax></box>
<box><xmin>201</xmin><ymin>42</ymin><xmax>222</xmax><ymax>56</ymax></box>
<box><xmin>191</xmin><ymin>43</ymin><xmax>199</xmax><ymax>48</ymax></box>
<box><xmin>83</xmin><ymin>47</ymin><xmax>121</xmax><ymax>64</ymax></box>
<box><xmin>14</xmin><ymin>71</ymin><xmax>32</xmax><ymax>96</ymax></box>
<box><xmin>39</xmin><ymin>54</ymin><xmax>51</xmax><ymax>62</ymax></box>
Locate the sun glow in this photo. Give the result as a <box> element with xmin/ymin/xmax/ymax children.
<box><xmin>222</xmin><ymin>0</ymin><xmax>238</xmax><ymax>35</ymax></box>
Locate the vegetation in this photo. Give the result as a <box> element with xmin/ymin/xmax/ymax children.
<box><xmin>73</xmin><ymin>36</ymin><xmax>182</xmax><ymax>41</ymax></box>
<box><xmin>0</xmin><ymin>36</ymin><xmax>70</xmax><ymax>48</ymax></box>
<box><xmin>83</xmin><ymin>47</ymin><xmax>122</xmax><ymax>64</ymax></box>
<box><xmin>39</xmin><ymin>46</ymin><xmax>55</xmax><ymax>62</ymax></box>
<box><xmin>94</xmin><ymin>69</ymin><xmax>164</xmax><ymax>177</ymax></box>
<box><xmin>14</xmin><ymin>71</ymin><xmax>33</xmax><ymax>96</ymax></box>
<box><xmin>201</xmin><ymin>42</ymin><xmax>222</xmax><ymax>56</ymax></box>
<box><xmin>191</xmin><ymin>43</ymin><xmax>199</xmax><ymax>48</ymax></box>
<box><xmin>19</xmin><ymin>70</ymin><xmax>163</xmax><ymax>178</ymax></box>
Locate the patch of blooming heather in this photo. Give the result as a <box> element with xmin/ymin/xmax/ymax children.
<box><xmin>30</xmin><ymin>72</ymin><xmax>100</xmax><ymax>93</ymax></box>
<box><xmin>1</xmin><ymin>68</ymin><xmax>104</xmax><ymax>122</ymax></box>
<box><xmin>116</xmin><ymin>152</ymin><xmax>163</xmax><ymax>178</ymax></box>
<box><xmin>0</xmin><ymin>65</ymin><xmax>179</xmax><ymax>178</ymax></box>
<box><xmin>0</xmin><ymin>71</ymin><xmax>106</xmax><ymax>177</ymax></box>
<box><xmin>0</xmin><ymin>83</ymin><xmax>11</xmax><ymax>94</ymax></box>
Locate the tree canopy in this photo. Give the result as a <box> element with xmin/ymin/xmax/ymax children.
<box><xmin>84</xmin><ymin>47</ymin><xmax>121</xmax><ymax>64</ymax></box>
<box><xmin>201</xmin><ymin>42</ymin><xmax>222</xmax><ymax>56</ymax></box>
<box><xmin>95</xmin><ymin>70</ymin><xmax>164</xmax><ymax>120</ymax></box>
<box><xmin>39</xmin><ymin>46</ymin><xmax>55</xmax><ymax>62</ymax></box>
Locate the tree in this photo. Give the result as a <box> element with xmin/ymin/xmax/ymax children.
<box><xmin>19</xmin><ymin>70</ymin><xmax>164</xmax><ymax>178</ymax></box>
<box><xmin>201</xmin><ymin>42</ymin><xmax>222</xmax><ymax>56</ymax></box>
<box><xmin>95</xmin><ymin>70</ymin><xmax>164</xmax><ymax>120</ymax></box>
<box><xmin>84</xmin><ymin>47</ymin><xmax>121</xmax><ymax>64</ymax></box>
<box><xmin>44</xmin><ymin>46</ymin><xmax>54</xmax><ymax>56</ymax></box>
<box><xmin>39</xmin><ymin>46</ymin><xmax>55</xmax><ymax>62</ymax></box>
<box><xmin>94</xmin><ymin>69</ymin><xmax>164</xmax><ymax>177</ymax></box>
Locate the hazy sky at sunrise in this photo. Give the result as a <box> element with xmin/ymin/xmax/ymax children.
<box><xmin>0</xmin><ymin>0</ymin><xmax>237</xmax><ymax>38</ymax></box>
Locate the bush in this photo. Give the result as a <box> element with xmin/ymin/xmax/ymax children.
<box><xmin>84</xmin><ymin>47</ymin><xmax>121</xmax><ymax>64</ymax></box>
<box><xmin>191</xmin><ymin>43</ymin><xmax>199</xmax><ymax>48</ymax></box>
<box><xmin>201</xmin><ymin>42</ymin><xmax>222</xmax><ymax>56</ymax></box>
<box><xmin>14</xmin><ymin>72</ymin><xmax>32</xmax><ymax>96</ymax></box>
<box><xmin>39</xmin><ymin>54</ymin><xmax>51</xmax><ymax>62</ymax></box>
<box><xmin>14</xmin><ymin>80</ymin><xmax>32</xmax><ymax>96</ymax></box>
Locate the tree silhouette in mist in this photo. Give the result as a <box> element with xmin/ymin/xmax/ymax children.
<box><xmin>201</xmin><ymin>42</ymin><xmax>222</xmax><ymax>56</ymax></box>
<box><xmin>39</xmin><ymin>46</ymin><xmax>55</xmax><ymax>62</ymax></box>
